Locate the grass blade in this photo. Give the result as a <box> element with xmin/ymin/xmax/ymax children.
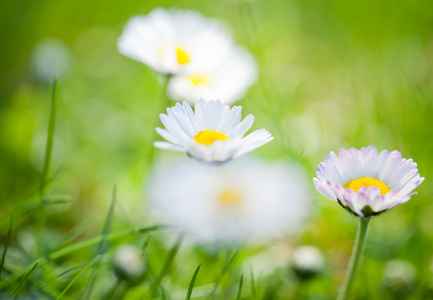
<box><xmin>57</xmin><ymin>256</ymin><xmax>99</xmax><ymax>300</ymax></box>
<box><xmin>0</xmin><ymin>218</ymin><xmax>13</xmax><ymax>278</ymax></box>
<box><xmin>209</xmin><ymin>248</ymin><xmax>240</xmax><ymax>299</ymax></box>
<box><xmin>236</xmin><ymin>273</ymin><xmax>243</xmax><ymax>300</ymax></box>
<box><xmin>250</xmin><ymin>269</ymin><xmax>257</xmax><ymax>299</ymax></box>
<box><xmin>96</xmin><ymin>185</ymin><xmax>117</xmax><ymax>255</ymax></box>
<box><xmin>39</xmin><ymin>79</ymin><xmax>58</xmax><ymax>199</ymax></box>
<box><xmin>12</xmin><ymin>260</ymin><xmax>39</xmax><ymax>298</ymax></box>
<box><xmin>49</xmin><ymin>225</ymin><xmax>165</xmax><ymax>261</ymax></box>
<box><xmin>185</xmin><ymin>264</ymin><xmax>201</xmax><ymax>300</ymax></box>
<box><xmin>37</xmin><ymin>79</ymin><xmax>59</xmax><ymax>253</ymax></box>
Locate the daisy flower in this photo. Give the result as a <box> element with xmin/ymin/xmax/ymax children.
<box><xmin>117</xmin><ymin>8</ymin><xmax>235</xmax><ymax>75</ymax></box>
<box><xmin>313</xmin><ymin>146</ymin><xmax>424</xmax><ymax>217</ymax></box>
<box><xmin>167</xmin><ymin>46</ymin><xmax>258</xmax><ymax>105</ymax></box>
<box><xmin>148</xmin><ymin>158</ymin><xmax>311</xmax><ymax>245</ymax></box>
<box><xmin>154</xmin><ymin>99</ymin><xmax>273</xmax><ymax>163</ymax></box>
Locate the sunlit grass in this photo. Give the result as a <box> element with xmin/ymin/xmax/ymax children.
<box><xmin>1</xmin><ymin>0</ymin><xmax>433</xmax><ymax>299</ymax></box>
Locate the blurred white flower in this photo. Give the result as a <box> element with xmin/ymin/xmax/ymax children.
<box><xmin>167</xmin><ymin>46</ymin><xmax>257</xmax><ymax>105</ymax></box>
<box><xmin>31</xmin><ymin>39</ymin><xmax>71</xmax><ymax>82</ymax></box>
<box><xmin>154</xmin><ymin>99</ymin><xmax>272</xmax><ymax>163</ymax></box>
<box><xmin>292</xmin><ymin>245</ymin><xmax>324</xmax><ymax>280</ymax></box>
<box><xmin>118</xmin><ymin>8</ymin><xmax>235</xmax><ymax>75</ymax></box>
<box><xmin>313</xmin><ymin>146</ymin><xmax>424</xmax><ymax>217</ymax></box>
<box><xmin>112</xmin><ymin>245</ymin><xmax>145</xmax><ymax>281</ymax></box>
<box><xmin>148</xmin><ymin>158</ymin><xmax>311</xmax><ymax>245</ymax></box>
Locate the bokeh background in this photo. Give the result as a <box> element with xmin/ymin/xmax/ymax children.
<box><xmin>1</xmin><ymin>0</ymin><xmax>433</xmax><ymax>299</ymax></box>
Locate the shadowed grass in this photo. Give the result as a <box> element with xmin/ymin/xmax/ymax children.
<box><xmin>0</xmin><ymin>218</ymin><xmax>13</xmax><ymax>278</ymax></box>
<box><xmin>57</xmin><ymin>256</ymin><xmax>100</xmax><ymax>300</ymax></box>
<box><xmin>0</xmin><ymin>225</ymin><xmax>166</xmax><ymax>289</ymax></box>
<box><xmin>12</xmin><ymin>260</ymin><xmax>40</xmax><ymax>298</ymax></box>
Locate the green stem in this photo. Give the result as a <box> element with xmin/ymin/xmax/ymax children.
<box><xmin>337</xmin><ymin>217</ymin><xmax>371</xmax><ymax>300</ymax></box>
<box><xmin>147</xmin><ymin>74</ymin><xmax>171</xmax><ymax>166</ymax></box>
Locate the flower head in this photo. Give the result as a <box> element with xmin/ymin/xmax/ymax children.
<box><xmin>313</xmin><ymin>146</ymin><xmax>424</xmax><ymax>217</ymax></box>
<box><xmin>118</xmin><ymin>8</ymin><xmax>234</xmax><ymax>75</ymax></box>
<box><xmin>148</xmin><ymin>158</ymin><xmax>311</xmax><ymax>245</ymax></box>
<box><xmin>154</xmin><ymin>99</ymin><xmax>273</xmax><ymax>163</ymax></box>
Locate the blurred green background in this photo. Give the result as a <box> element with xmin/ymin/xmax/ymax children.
<box><xmin>1</xmin><ymin>0</ymin><xmax>433</xmax><ymax>299</ymax></box>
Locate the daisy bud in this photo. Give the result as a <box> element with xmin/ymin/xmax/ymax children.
<box><xmin>112</xmin><ymin>245</ymin><xmax>145</xmax><ymax>282</ymax></box>
<box><xmin>382</xmin><ymin>259</ymin><xmax>416</xmax><ymax>294</ymax></box>
<box><xmin>292</xmin><ymin>246</ymin><xmax>325</xmax><ymax>280</ymax></box>
<box><xmin>31</xmin><ymin>39</ymin><xmax>71</xmax><ymax>83</ymax></box>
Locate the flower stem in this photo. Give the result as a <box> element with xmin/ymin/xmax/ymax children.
<box><xmin>337</xmin><ymin>217</ymin><xmax>371</xmax><ymax>300</ymax></box>
<box><xmin>147</xmin><ymin>74</ymin><xmax>171</xmax><ymax>166</ymax></box>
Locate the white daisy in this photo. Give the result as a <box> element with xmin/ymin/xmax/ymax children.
<box><xmin>148</xmin><ymin>158</ymin><xmax>311</xmax><ymax>245</ymax></box>
<box><xmin>167</xmin><ymin>46</ymin><xmax>258</xmax><ymax>105</ymax></box>
<box><xmin>117</xmin><ymin>8</ymin><xmax>235</xmax><ymax>75</ymax></box>
<box><xmin>154</xmin><ymin>99</ymin><xmax>273</xmax><ymax>163</ymax></box>
<box><xmin>313</xmin><ymin>146</ymin><xmax>424</xmax><ymax>217</ymax></box>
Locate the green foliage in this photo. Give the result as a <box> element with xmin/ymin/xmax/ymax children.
<box><xmin>1</xmin><ymin>0</ymin><xmax>433</xmax><ymax>299</ymax></box>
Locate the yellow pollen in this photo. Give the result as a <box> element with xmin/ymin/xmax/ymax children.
<box><xmin>175</xmin><ymin>47</ymin><xmax>191</xmax><ymax>65</ymax></box>
<box><xmin>188</xmin><ymin>74</ymin><xmax>210</xmax><ymax>85</ymax></box>
<box><xmin>218</xmin><ymin>189</ymin><xmax>243</xmax><ymax>207</ymax></box>
<box><xmin>193</xmin><ymin>130</ymin><xmax>229</xmax><ymax>146</ymax></box>
<box><xmin>344</xmin><ymin>177</ymin><xmax>391</xmax><ymax>195</ymax></box>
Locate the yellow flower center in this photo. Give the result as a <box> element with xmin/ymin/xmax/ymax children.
<box><xmin>187</xmin><ymin>74</ymin><xmax>210</xmax><ymax>85</ymax></box>
<box><xmin>218</xmin><ymin>189</ymin><xmax>243</xmax><ymax>207</ymax></box>
<box><xmin>193</xmin><ymin>130</ymin><xmax>229</xmax><ymax>146</ymax></box>
<box><xmin>175</xmin><ymin>47</ymin><xmax>191</xmax><ymax>65</ymax></box>
<box><xmin>344</xmin><ymin>177</ymin><xmax>391</xmax><ymax>195</ymax></box>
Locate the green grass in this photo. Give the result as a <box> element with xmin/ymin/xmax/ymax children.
<box><xmin>1</xmin><ymin>0</ymin><xmax>433</xmax><ymax>299</ymax></box>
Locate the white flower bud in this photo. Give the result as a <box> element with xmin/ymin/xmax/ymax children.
<box><xmin>382</xmin><ymin>259</ymin><xmax>416</xmax><ymax>293</ymax></box>
<box><xmin>112</xmin><ymin>245</ymin><xmax>145</xmax><ymax>282</ymax></box>
<box><xmin>31</xmin><ymin>39</ymin><xmax>71</xmax><ymax>83</ymax></box>
<box><xmin>292</xmin><ymin>245</ymin><xmax>324</xmax><ymax>280</ymax></box>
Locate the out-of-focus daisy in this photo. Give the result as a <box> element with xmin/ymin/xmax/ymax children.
<box><xmin>167</xmin><ymin>47</ymin><xmax>257</xmax><ymax>105</ymax></box>
<box><xmin>117</xmin><ymin>8</ymin><xmax>235</xmax><ymax>75</ymax></box>
<box><xmin>154</xmin><ymin>99</ymin><xmax>273</xmax><ymax>163</ymax></box>
<box><xmin>148</xmin><ymin>158</ymin><xmax>311</xmax><ymax>245</ymax></box>
<box><xmin>313</xmin><ymin>146</ymin><xmax>424</xmax><ymax>217</ymax></box>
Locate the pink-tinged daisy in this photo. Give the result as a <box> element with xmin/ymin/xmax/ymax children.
<box><xmin>313</xmin><ymin>146</ymin><xmax>424</xmax><ymax>217</ymax></box>
<box><xmin>154</xmin><ymin>99</ymin><xmax>273</xmax><ymax>163</ymax></box>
